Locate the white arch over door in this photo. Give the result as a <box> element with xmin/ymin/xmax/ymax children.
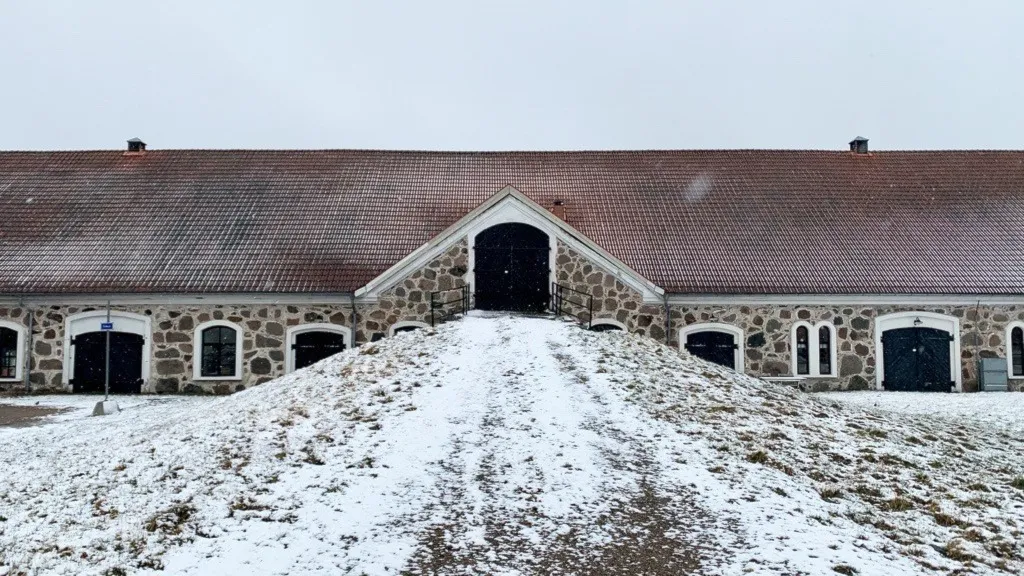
<box><xmin>466</xmin><ymin>201</ymin><xmax>558</xmax><ymax>305</ymax></box>
<box><xmin>678</xmin><ymin>322</ymin><xmax>745</xmax><ymax>373</ymax></box>
<box><xmin>285</xmin><ymin>323</ymin><xmax>352</xmax><ymax>373</ymax></box>
<box><xmin>874</xmin><ymin>311</ymin><xmax>961</xmax><ymax>391</ymax></box>
<box><xmin>63</xmin><ymin>310</ymin><xmax>152</xmax><ymax>388</ymax></box>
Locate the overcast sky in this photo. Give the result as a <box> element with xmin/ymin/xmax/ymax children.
<box><xmin>1</xmin><ymin>1</ymin><xmax>1021</xmax><ymax>151</ymax></box>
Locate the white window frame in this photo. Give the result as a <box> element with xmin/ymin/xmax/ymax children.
<box><xmin>678</xmin><ymin>322</ymin><xmax>745</xmax><ymax>373</ymax></box>
<box><xmin>874</xmin><ymin>311</ymin><xmax>961</xmax><ymax>392</ymax></box>
<box><xmin>790</xmin><ymin>321</ymin><xmax>838</xmax><ymax>377</ymax></box>
<box><xmin>1006</xmin><ymin>321</ymin><xmax>1024</xmax><ymax>380</ymax></box>
<box><xmin>388</xmin><ymin>321</ymin><xmax>430</xmax><ymax>337</ymax></box>
<box><xmin>590</xmin><ymin>319</ymin><xmax>628</xmax><ymax>332</ymax></box>
<box><xmin>193</xmin><ymin>320</ymin><xmax>244</xmax><ymax>381</ymax></box>
<box><xmin>0</xmin><ymin>320</ymin><xmax>27</xmax><ymax>382</ymax></box>
<box><xmin>285</xmin><ymin>323</ymin><xmax>352</xmax><ymax>374</ymax></box>
<box><xmin>63</xmin><ymin>310</ymin><xmax>152</xmax><ymax>388</ymax></box>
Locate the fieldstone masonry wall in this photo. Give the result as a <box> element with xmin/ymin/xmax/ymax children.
<box><xmin>3</xmin><ymin>235</ymin><xmax>1022</xmax><ymax>394</ymax></box>
<box><xmin>554</xmin><ymin>241</ymin><xmax>665</xmax><ymax>340</ymax></box>
<box><xmin>668</xmin><ymin>304</ymin><xmax>1024</xmax><ymax>392</ymax></box>
<box><xmin>356</xmin><ymin>240</ymin><xmax>469</xmax><ymax>343</ymax></box>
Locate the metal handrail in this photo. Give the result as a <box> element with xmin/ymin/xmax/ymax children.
<box><xmin>550</xmin><ymin>282</ymin><xmax>593</xmax><ymax>329</ymax></box>
<box><xmin>429</xmin><ymin>284</ymin><xmax>470</xmax><ymax>327</ymax></box>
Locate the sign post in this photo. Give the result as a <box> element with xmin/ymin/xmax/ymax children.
<box><xmin>92</xmin><ymin>301</ymin><xmax>119</xmax><ymax>416</ymax></box>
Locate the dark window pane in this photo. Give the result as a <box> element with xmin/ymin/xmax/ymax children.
<box><xmin>795</xmin><ymin>326</ymin><xmax>809</xmax><ymax>375</ymax></box>
<box><xmin>818</xmin><ymin>326</ymin><xmax>832</xmax><ymax>375</ymax></box>
<box><xmin>1013</xmin><ymin>327</ymin><xmax>1024</xmax><ymax>377</ymax></box>
<box><xmin>0</xmin><ymin>327</ymin><xmax>17</xmax><ymax>379</ymax></box>
<box><xmin>201</xmin><ymin>326</ymin><xmax>237</xmax><ymax>377</ymax></box>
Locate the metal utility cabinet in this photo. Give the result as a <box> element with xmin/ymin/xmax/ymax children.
<box><xmin>977</xmin><ymin>358</ymin><xmax>1009</xmax><ymax>392</ymax></box>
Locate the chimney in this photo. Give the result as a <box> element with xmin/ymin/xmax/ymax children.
<box><xmin>849</xmin><ymin>136</ymin><xmax>869</xmax><ymax>155</ymax></box>
<box><xmin>125</xmin><ymin>138</ymin><xmax>146</xmax><ymax>154</ymax></box>
<box><xmin>551</xmin><ymin>199</ymin><xmax>567</xmax><ymax>221</ymax></box>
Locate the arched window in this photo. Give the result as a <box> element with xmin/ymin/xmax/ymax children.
<box><xmin>795</xmin><ymin>325</ymin><xmax>810</xmax><ymax>375</ymax></box>
<box><xmin>388</xmin><ymin>321</ymin><xmax>430</xmax><ymax>337</ymax></box>
<box><xmin>591</xmin><ymin>319</ymin><xmax>627</xmax><ymax>333</ymax></box>
<box><xmin>193</xmin><ymin>321</ymin><xmax>243</xmax><ymax>380</ymax></box>
<box><xmin>1007</xmin><ymin>323</ymin><xmax>1024</xmax><ymax>378</ymax></box>
<box><xmin>818</xmin><ymin>325</ymin><xmax>832</xmax><ymax>376</ymax></box>
<box><xmin>0</xmin><ymin>322</ymin><xmax>25</xmax><ymax>381</ymax></box>
<box><xmin>791</xmin><ymin>321</ymin><xmax>837</xmax><ymax>377</ymax></box>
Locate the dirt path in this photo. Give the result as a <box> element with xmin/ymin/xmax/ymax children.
<box><xmin>0</xmin><ymin>403</ymin><xmax>68</xmax><ymax>428</ymax></box>
<box><xmin>403</xmin><ymin>317</ymin><xmax>716</xmax><ymax>574</ymax></box>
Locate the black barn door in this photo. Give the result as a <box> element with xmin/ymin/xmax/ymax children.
<box><xmin>71</xmin><ymin>332</ymin><xmax>144</xmax><ymax>394</ymax></box>
<box><xmin>474</xmin><ymin>223</ymin><xmax>550</xmax><ymax>312</ymax></box>
<box><xmin>882</xmin><ymin>327</ymin><xmax>952</xmax><ymax>392</ymax></box>
<box><xmin>685</xmin><ymin>331</ymin><xmax>737</xmax><ymax>369</ymax></box>
<box><xmin>293</xmin><ymin>331</ymin><xmax>347</xmax><ymax>370</ymax></box>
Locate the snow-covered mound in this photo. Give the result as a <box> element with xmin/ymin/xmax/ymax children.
<box><xmin>1</xmin><ymin>316</ymin><xmax>1022</xmax><ymax>575</ymax></box>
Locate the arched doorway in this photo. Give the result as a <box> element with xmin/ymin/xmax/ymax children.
<box><xmin>680</xmin><ymin>323</ymin><xmax>744</xmax><ymax>371</ymax></box>
<box><xmin>286</xmin><ymin>324</ymin><xmax>350</xmax><ymax>373</ymax></box>
<box><xmin>876</xmin><ymin>312</ymin><xmax>959</xmax><ymax>392</ymax></box>
<box><xmin>65</xmin><ymin>311</ymin><xmax>151</xmax><ymax>394</ymax></box>
<box><xmin>473</xmin><ymin>223</ymin><xmax>550</xmax><ymax>312</ymax></box>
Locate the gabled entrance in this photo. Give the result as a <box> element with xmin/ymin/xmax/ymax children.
<box><xmin>473</xmin><ymin>223</ymin><xmax>550</xmax><ymax>312</ymax></box>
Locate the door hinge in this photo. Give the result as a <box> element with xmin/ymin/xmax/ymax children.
<box><xmin>948</xmin><ymin>334</ymin><xmax>955</xmax><ymax>342</ymax></box>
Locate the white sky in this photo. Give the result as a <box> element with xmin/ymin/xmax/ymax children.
<box><xmin>1</xmin><ymin>1</ymin><xmax>1021</xmax><ymax>151</ymax></box>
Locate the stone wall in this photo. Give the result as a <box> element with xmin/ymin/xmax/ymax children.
<box><xmin>668</xmin><ymin>304</ymin><xmax>1024</xmax><ymax>392</ymax></box>
<box><xmin>355</xmin><ymin>239</ymin><xmax>469</xmax><ymax>343</ymax></box>
<box><xmin>0</xmin><ymin>303</ymin><xmax>354</xmax><ymax>394</ymax></box>
<box><xmin>554</xmin><ymin>241</ymin><xmax>665</xmax><ymax>340</ymax></box>
<box><xmin>5</xmin><ymin>233</ymin><xmax>1024</xmax><ymax>394</ymax></box>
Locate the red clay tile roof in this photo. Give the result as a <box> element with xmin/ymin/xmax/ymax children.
<box><xmin>1</xmin><ymin>149</ymin><xmax>1023</xmax><ymax>295</ymax></box>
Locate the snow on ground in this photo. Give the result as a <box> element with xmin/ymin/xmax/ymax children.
<box><xmin>819</xmin><ymin>390</ymin><xmax>1024</xmax><ymax>435</ymax></box>
<box><xmin>0</xmin><ymin>315</ymin><xmax>1022</xmax><ymax>575</ymax></box>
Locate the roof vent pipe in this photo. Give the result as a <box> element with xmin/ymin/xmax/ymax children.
<box><xmin>126</xmin><ymin>138</ymin><xmax>146</xmax><ymax>154</ymax></box>
<box><xmin>849</xmin><ymin>136</ymin><xmax>869</xmax><ymax>155</ymax></box>
<box><xmin>551</xmin><ymin>199</ymin><xmax>567</xmax><ymax>221</ymax></box>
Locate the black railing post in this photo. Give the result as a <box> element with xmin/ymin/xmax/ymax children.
<box><xmin>588</xmin><ymin>293</ymin><xmax>593</xmax><ymax>330</ymax></box>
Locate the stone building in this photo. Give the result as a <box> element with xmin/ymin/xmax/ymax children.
<box><xmin>2</xmin><ymin>139</ymin><xmax>1024</xmax><ymax>394</ymax></box>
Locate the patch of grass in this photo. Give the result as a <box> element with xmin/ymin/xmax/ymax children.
<box><xmin>746</xmin><ymin>450</ymin><xmax>770</xmax><ymax>464</ymax></box>
<box><xmin>864</xmin><ymin>429</ymin><xmax>888</xmax><ymax>439</ymax></box>
<box><xmin>961</xmin><ymin>528</ymin><xmax>986</xmax><ymax>542</ymax></box>
<box><xmin>882</xmin><ymin>496</ymin><xmax>914</xmax><ymax>512</ymax></box>
<box><xmin>707</xmin><ymin>465</ymin><xmax>726</xmax><ymax>474</ymax></box>
<box><xmin>144</xmin><ymin>503</ymin><xmax>196</xmax><ymax>536</ymax></box>
<box><xmin>360</xmin><ymin>345</ymin><xmax>380</xmax><ymax>355</ymax></box>
<box><xmin>941</xmin><ymin>539</ymin><xmax>976</xmax><ymax>562</ymax></box>
<box><xmin>819</xmin><ymin>487</ymin><xmax>843</xmax><ymax>502</ymax></box>
<box><xmin>103</xmin><ymin>568</ymin><xmax>128</xmax><ymax>576</ymax></box>
<box><xmin>706</xmin><ymin>405</ymin><xmax>736</xmax><ymax>414</ymax></box>
<box><xmin>904</xmin><ymin>436</ymin><xmax>923</xmax><ymax>445</ymax></box>
<box><xmin>853</xmin><ymin>485</ymin><xmax>882</xmax><ymax>498</ymax></box>
<box><xmin>772</xmin><ymin>487</ymin><xmax>789</xmax><ymax>497</ymax></box>
<box><xmin>965</xmin><ymin>482</ymin><xmax>990</xmax><ymax>492</ymax></box>
<box><xmin>932</xmin><ymin>511</ymin><xmax>968</xmax><ymax>529</ymax></box>
<box><xmin>1010</xmin><ymin>477</ymin><xmax>1024</xmax><ymax>490</ymax></box>
<box><xmin>832</xmin><ymin>565</ymin><xmax>858</xmax><ymax>575</ymax></box>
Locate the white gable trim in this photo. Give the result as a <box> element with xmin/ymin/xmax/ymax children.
<box><xmin>356</xmin><ymin>186</ymin><xmax>663</xmax><ymax>302</ymax></box>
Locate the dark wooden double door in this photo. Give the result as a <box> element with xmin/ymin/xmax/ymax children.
<box><xmin>71</xmin><ymin>332</ymin><xmax>144</xmax><ymax>394</ymax></box>
<box><xmin>882</xmin><ymin>327</ymin><xmax>953</xmax><ymax>392</ymax></box>
<box><xmin>685</xmin><ymin>331</ymin><xmax>738</xmax><ymax>369</ymax></box>
<box><xmin>474</xmin><ymin>223</ymin><xmax>550</xmax><ymax>313</ymax></box>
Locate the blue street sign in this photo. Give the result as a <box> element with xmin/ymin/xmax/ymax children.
<box><xmin>100</xmin><ymin>322</ymin><xmax>114</xmax><ymax>331</ymax></box>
